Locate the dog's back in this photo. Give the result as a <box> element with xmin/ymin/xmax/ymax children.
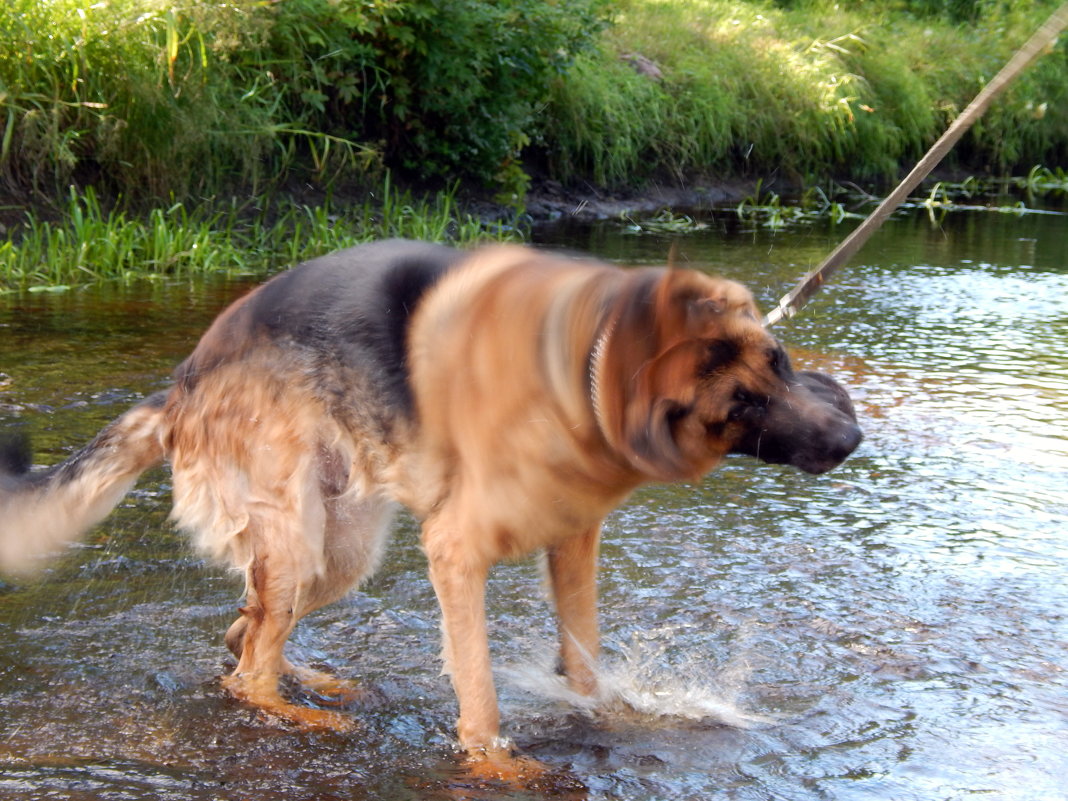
<box><xmin>0</xmin><ymin>239</ymin><xmax>463</xmax><ymax>574</ymax></box>
<box><xmin>174</xmin><ymin>238</ymin><xmax>462</xmax><ymax>412</ymax></box>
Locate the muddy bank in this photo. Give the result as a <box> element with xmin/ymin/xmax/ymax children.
<box><xmin>520</xmin><ymin>179</ymin><xmax>754</xmax><ymax>223</ymax></box>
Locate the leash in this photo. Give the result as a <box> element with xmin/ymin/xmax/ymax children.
<box><xmin>763</xmin><ymin>2</ymin><xmax>1068</xmax><ymax>327</ymax></box>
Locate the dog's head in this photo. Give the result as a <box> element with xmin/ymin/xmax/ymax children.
<box><xmin>595</xmin><ymin>268</ymin><xmax>862</xmax><ymax>481</ymax></box>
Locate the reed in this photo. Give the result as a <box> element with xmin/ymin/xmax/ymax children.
<box><xmin>0</xmin><ymin>182</ymin><xmax>510</xmax><ymax>292</ymax></box>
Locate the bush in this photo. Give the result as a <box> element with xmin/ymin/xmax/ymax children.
<box><xmin>0</xmin><ymin>0</ymin><xmax>609</xmax><ymax>203</ymax></box>
<box><xmin>263</xmin><ymin>0</ymin><xmax>609</xmax><ymax>183</ymax></box>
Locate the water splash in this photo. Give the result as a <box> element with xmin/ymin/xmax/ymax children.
<box><xmin>499</xmin><ymin>627</ymin><xmax>777</xmax><ymax>730</ymax></box>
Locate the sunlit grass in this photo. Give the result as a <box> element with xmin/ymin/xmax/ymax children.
<box><xmin>543</xmin><ymin>0</ymin><xmax>1067</xmax><ymax>187</ymax></box>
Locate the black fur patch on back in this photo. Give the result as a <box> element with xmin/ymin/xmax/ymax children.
<box><xmin>178</xmin><ymin>239</ymin><xmax>464</xmax><ymax>414</ymax></box>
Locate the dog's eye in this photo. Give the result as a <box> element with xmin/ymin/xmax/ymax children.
<box><xmin>733</xmin><ymin>388</ymin><xmax>756</xmax><ymax>404</ymax></box>
<box><xmin>728</xmin><ymin>388</ymin><xmax>767</xmax><ymax>422</ymax></box>
<box><xmin>728</xmin><ymin>388</ymin><xmax>754</xmax><ymax>421</ymax></box>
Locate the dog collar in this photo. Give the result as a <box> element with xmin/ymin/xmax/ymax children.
<box><xmin>589</xmin><ymin>318</ymin><xmax>615</xmax><ymax>439</ymax></box>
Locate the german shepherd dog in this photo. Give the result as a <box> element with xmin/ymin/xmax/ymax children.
<box><xmin>0</xmin><ymin>240</ymin><xmax>860</xmax><ymax>767</ymax></box>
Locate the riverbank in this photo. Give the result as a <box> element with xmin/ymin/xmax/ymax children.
<box><xmin>1</xmin><ymin>0</ymin><xmax>1066</xmax><ymax>288</ymax></box>
<box><xmin>7</xmin><ymin>167</ymin><xmax>1068</xmax><ymax>293</ymax></box>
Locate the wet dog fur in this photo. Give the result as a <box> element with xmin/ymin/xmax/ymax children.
<box><xmin>0</xmin><ymin>239</ymin><xmax>861</xmax><ymax>759</ymax></box>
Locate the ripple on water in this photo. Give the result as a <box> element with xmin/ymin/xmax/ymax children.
<box><xmin>3</xmin><ymin>210</ymin><xmax>1068</xmax><ymax>799</ymax></box>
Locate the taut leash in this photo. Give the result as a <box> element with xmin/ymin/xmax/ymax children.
<box><xmin>763</xmin><ymin>2</ymin><xmax>1068</xmax><ymax>327</ymax></box>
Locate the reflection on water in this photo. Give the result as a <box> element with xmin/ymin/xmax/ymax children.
<box><xmin>2</xmin><ymin>206</ymin><xmax>1067</xmax><ymax>799</ymax></box>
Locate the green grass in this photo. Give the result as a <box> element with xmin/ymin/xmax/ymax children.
<box><xmin>0</xmin><ymin>181</ymin><xmax>512</xmax><ymax>292</ymax></box>
<box><xmin>2</xmin><ymin>0</ymin><xmax>1066</xmax><ymax>289</ymax></box>
<box><xmin>541</xmin><ymin>0</ymin><xmax>1068</xmax><ymax>187</ymax></box>
<box><xmin>0</xmin><ymin>0</ymin><xmax>376</xmax><ymax>202</ymax></box>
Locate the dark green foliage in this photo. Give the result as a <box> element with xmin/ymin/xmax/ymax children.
<box><xmin>0</xmin><ymin>0</ymin><xmax>608</xmax><ymax>203</ymax></box>
<box><xmin>263</xmin><ymin>0</ymin><xmax>609</xmax><ymax>182</ymax></box>
<box><xmin>899</xmin><ymin>0</ymin><xmax>987</xmax><ymax>21</ymax></box>
<box><xmin>770</xmin><ymin>0</ymin><xmax>987</xmax><ymax>19</ymax></box>
<box><xmin>0</xmin><ymin>0</ymin><xmax>1065</xmax><ymax>224</ymax></box>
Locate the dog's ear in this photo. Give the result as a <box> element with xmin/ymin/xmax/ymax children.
<box><xmin>596</xmin><ymin>269</ymin><xmax>752</xmax><ymax>481</ymax></box>
<box><xmin>620</xmin><ymin>338</ymin><xmax>708</xmax><ymax>480</ymax></box>
<box><xmin>655</xmin><ymin>267</ymin><xmax>761</xmax><ymax>331</ymax></box>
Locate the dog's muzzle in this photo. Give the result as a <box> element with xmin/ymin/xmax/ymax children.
<box><xmin>732</xmin><ymin>371</ymin><xmax>863</xmax><ymax>475</ymax></box>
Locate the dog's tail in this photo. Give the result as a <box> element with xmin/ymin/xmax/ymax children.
<box><xmin>0</xmin><ymin>392</ymin><xmax>168</xmax><ymax>574</ymax></box>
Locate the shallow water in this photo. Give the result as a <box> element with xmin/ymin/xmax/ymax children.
<box><xmin>2</xmin><ymin>201</ymin><xmax>1067</xmax><ymax>800</ymax></box>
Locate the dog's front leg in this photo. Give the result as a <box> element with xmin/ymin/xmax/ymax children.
<box><xmin>547</xmin><ymin>525</ymin><xmax>601</xmax><ymax>696</ymax></box>
<box><xmin>422</xmin><ymin>516</ymin><xmax>501</xmax><ymax>753</ymax></box>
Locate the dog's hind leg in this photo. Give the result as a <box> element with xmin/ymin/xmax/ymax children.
<box><xmin>224</xmin><ymin>492</ymin><xmax>394</xmax><ymax>710</ymax></box>
<box><xmin>547</xmin><ymin>525</ymin><xmax>602</xmax><ymax>696</ymax></box>
<box><xmin>166</xmin><ymin>365</ymin><xmax>367</xmax><ymax>729</ymax></box>
<box><xmin>221</xmin><ymin>518</ymin><xmax>355</xmax><ymax>732</ymax></box>
<box><xmin>284</xmin><ymin>493</ymin><xmax>395</xmax><ymax>703</ymax></box>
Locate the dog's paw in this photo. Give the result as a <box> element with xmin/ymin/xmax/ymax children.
<box><xmin>285</xmin><ymin>704</ymin><xmax>358</xmax><ymax>733</ymax></box>
<box><xmin>464</xmin><ymin>749</ymin><xmax>548</xmax><ymax>784</ymax></box>
<box><xmin>223</xmin><ymin>671</ymin><xmax>358</xmax><ymax>733</ymax></box>
<box><xmin>455</xmin><ymin>746</ymin><xmax>586</xmax><ymax>795</ymax></box>
<box><xmin>287</xmin><ymin>665</ymin><xmax>367</xmax><ymax>706</ymax></box>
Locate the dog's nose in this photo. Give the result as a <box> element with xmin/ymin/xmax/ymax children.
<box><xmin>793</xmin><ymin>416</ymin><xmax>863</xmax><ymax>475</ymax></box>
<box><xmin>835</xmin><ymin>421</ymin><xmax>863</xmax><ymax>462</ymax></box>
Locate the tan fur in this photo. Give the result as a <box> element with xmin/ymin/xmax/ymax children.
<box><xmin>0</xmin><ymin>242</ymin><xmax>855</xmax><ymax>765</ymax></box>
<box><xmin>405</xmin><ymin>249</ymin><xmax>771</xmax><ymax>753</ymax></box>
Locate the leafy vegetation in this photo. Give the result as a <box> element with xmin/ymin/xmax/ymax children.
<box><xmin>0</xmin><ymin>181</ymin><xmax>507</xmax><ymax>292</ymax></box>
<box><xmin>3</xmin><ymin>0</ymin><xmax>1064</xmax><ymax>205</ymax></box>
<box><xmin>0</xmin><ymin>0</ymin><xmax>607</xmax><ymax>201</ymax></box>
<box><xmin>1</xmin><ymin>0</ymin><xmax>1066</xmax><ymax>288</ymax></box>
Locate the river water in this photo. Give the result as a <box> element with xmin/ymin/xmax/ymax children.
<box><xmin>1</xmin><ymin>199</ymin><xmax>1066</xmax><ymax>800</ymax></box>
